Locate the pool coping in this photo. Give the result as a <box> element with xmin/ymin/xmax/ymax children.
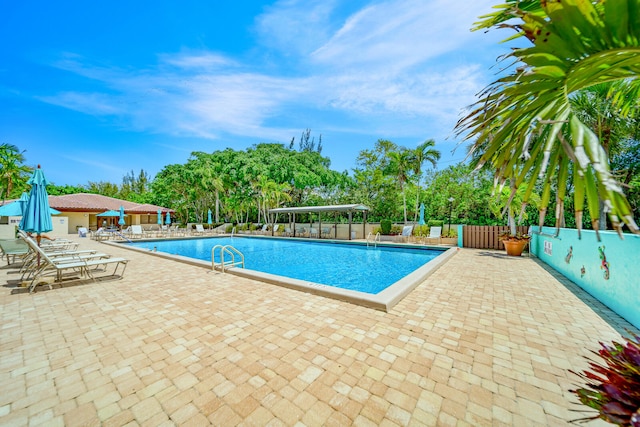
<box><xmin>106</xmin><ymin>237</ymin><xmax>458</xmax><ymax>311</ymax></box>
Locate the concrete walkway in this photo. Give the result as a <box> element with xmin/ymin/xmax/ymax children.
<box><xmin>0</xmin><ymin>237</ymin><xmax>635</xmax><ymax>426</ymax></box>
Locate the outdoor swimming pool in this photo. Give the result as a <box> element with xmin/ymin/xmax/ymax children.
<box><xmin>120</xmin><ymin>236</ymin><xmax>456</xmax><ymax>310</ymax></box>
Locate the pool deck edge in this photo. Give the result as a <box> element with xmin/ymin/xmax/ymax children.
<box><xmin>109</xmin><ymin>240</ymin><xmax>459</xmax><ymax>311</ymax></box>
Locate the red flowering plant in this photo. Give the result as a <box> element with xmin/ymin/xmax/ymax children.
<box><xmin>570</xmin><ymin>334</ymin><xmax>640</xmax><ymax>425</ymax></box>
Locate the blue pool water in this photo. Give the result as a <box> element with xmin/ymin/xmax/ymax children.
<box><xmin>126</xmin><ymin>237</ymin><xmax>444</xmax><ymax>294</ymax></box>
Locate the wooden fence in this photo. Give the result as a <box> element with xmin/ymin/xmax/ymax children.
<box><xmin>462</xmin><ymin>225</ymin><xmax>530</xmax><ymax>249</ymax></box>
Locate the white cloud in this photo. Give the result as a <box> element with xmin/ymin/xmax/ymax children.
<box><xmin>38</xmin><ymin>91</ymin><xmax>123</xmax><ymax>116</ymax></box>
<box><xmin>38</xmin><ymin>0</ymin><xmax>504</xmax><ymax>146</ymax></box>
<box><xmin>159</xmin><ymin>52</ymin><xmax>237</xmax><ymax>70</ymax></box>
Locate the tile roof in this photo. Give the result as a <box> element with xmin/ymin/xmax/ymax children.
<box><xmin>48</xmin><ymin>193</ymin><xmax>173</xmax><ymax>214</ymax></box>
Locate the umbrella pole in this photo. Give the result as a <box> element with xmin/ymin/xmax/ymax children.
<box><xmin>36</xmin><ymin>234</ymin><xmax>41</xmax><ymax>267</ymax></box>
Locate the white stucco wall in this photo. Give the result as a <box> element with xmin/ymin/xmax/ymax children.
<box><xmin>0</xmin><ymin>216</ymin><xmax>70</xmax><ymax>238</ymax></box>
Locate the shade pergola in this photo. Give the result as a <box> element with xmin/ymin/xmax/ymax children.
<box><xmin>269</xmin><ymin>204</ymin><xmax>370</xmax><ymax>240</ymax></box>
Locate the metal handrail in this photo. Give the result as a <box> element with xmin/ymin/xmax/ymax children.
<box><xmin>366</xmin><ymin>232</ymin><xmax>381</xmax><ymax>248</ymax></box>
<box><xmin>211</xmin><ymin>245</ymin><xmax>245</xmax><ymax>272</ymax></box>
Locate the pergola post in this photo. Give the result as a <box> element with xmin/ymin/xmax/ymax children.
<box><xmin>363</xmin><ymin>211</ymin><xmax>367</xmax><ymax>238</ymax></box>
<box><xmin>267</xmin><ymin>204</ymin><xmax>370</xmax><ymax>241</ymax></box>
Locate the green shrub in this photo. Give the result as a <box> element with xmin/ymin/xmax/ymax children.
<box><xmin>380</xmin><ymin>220</ymin><xmax>392</xmax><ymax>235</ymax></box>
<box><xmin>225</xmin><ymin>224</ymin><xmax>234</xmax><ymax>233</ymax></box>
<box><xmin>414</xmin><ymin>225</ymin><xmax>429</xmax><ymax>237</ymax></box>
<box><xmin>443</xmin><ymin>228</ymin><xmax>458</xmax><ymax>238</ymax></box>
<box><xmin>427</xmin><ymin>219</ymin><xmax>444</xmax><ymax>227</ymax></box>
<box><xmin>390</xmin><ymin>225</ymin><xmax>403</xmax><ymax>235</ymax></box>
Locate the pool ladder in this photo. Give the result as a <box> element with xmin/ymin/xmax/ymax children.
<box><xmin>211</xmin><ymin>245</ymin><xmax>245</xmax><ymax>272</ymax></box>
<box><xmin>366</xmin><ymin>232</ymin><xmax>381</xmax><ymax>248</ymax></box>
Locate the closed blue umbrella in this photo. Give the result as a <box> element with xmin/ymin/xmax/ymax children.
<box><xmin>157</xmin><ymin>209</ymin><xmax>163</xmax><ymax>225</ymax></box>
<box><xmin>165</xmin><ymin>211</ymin><xmax>171</xmax><ymax>225</ymax></box>
<box><xmin>207</xmin><ymin>209</ymin><xmax>212</xmax><ymax>225</ymax></box>
<box><xmin>118</xmin><ymin>206</ymin><xmax>126</xmax><ymax>226</ymax></box>
<box><xmin>418</xmin><ymin>203</ymin><xmax>425</xmax><ymax>226</ymax></box>
<box><xmin>19</xmin><ymin>165</ymin><xmax>53</xmax><ymax>246</ymax></box>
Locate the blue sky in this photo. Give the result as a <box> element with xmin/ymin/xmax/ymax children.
<box><xmin>1</xmin><ymin>1</ymin><xmax>509</xmax><ymax>186</ymax></box>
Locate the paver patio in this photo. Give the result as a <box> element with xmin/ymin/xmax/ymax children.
<box><xmin>0</xmin><ymin>236</ymin><xmax>636</xmax><ymax>426</ymax></box>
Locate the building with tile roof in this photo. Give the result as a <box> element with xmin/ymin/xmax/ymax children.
<box><xmin>48</xmin><ymin>193</ymin><xmax>174</xmax><ymax>233</ymax></box>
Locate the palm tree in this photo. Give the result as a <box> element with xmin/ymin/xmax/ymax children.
<box><xmin>456</xmin><ymin>0</ymin><xmax>640</xmax><ymax>238</ymax></box>
<box><xmin>386</xmin><ymin>148</ymin><xmax>413</xmax><ymax>223</ymax></box>
<box><xmin>411</xmin><ymin>139</ymin><xmax>440</xmax><ymax>223</ymax></box>
<box><xmin>571</xmin><ymin>82</ymin><xmax>639</xmax><ymax>230</ymax></box>
<box><xmin>0</xmin><ymin>143</ymin><xmax>31</xmax><ymax>204</ymax></box>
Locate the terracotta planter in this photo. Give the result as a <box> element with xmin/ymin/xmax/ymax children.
<box><xmin>503</xmin><ymin>239</ymin><xmax>529</xmax><ymax>256</ymax></box>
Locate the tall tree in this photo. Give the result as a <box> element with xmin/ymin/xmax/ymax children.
<box><xmin>386</xmin><ymin>148</ymin><xmax>413</xmax><ymax>224</ymax></box>
<box><xmin>571</xmin><ymin>82</ymin><xmax>639</xmax><ymax>229</ymax></box>
<box><xmin>410</xmin><ymin>139</ymin><xmax>441</xmax><ymax>223</ymax></box>
<box><xmin>0</xmin><ymin>143</ymin><xmax>31</xmax><ymax>203</ymax></box>
<box><xmin>456</xmin><ymin>0</ymin><xmax>640</xmax><ymax>238</ymax></box>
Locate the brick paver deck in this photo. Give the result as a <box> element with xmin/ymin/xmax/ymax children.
<box><xmin>0</xmin><ymin>237</ymin><xmax>635</xmax><ymax>426</ymax></box>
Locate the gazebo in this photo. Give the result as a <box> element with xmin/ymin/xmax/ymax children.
<box><xmin>268</xmin><ymin>204</ymin><xmax>370</xmax><ymax>240</ymax></box>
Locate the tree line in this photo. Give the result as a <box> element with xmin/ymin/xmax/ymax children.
<box><xmin>2</xmin><ymin>127</ymin><xmax>638</xmax><ymax>231</ymax></box>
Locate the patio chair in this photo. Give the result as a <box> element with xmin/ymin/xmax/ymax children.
<box><xmin>424</xmin><ymin>226</ymin><xmax>442</xmax><ymax>245</ymax></box>
<box><xmin>20</xmin><ymin>248</ymin><xmax>112</xmax><ymax>282</ymax></box>
<box><xmin>129</xmin><ymin>225</ymin><xmax>145</xmax><ymax>239</ymax></box>
<box><xmin>396</xmin><ymin>225</ymin><xmax>414</xmax><ymax>243</ymax></box>
<box><xmin>321</xmin><ymin>227</ymin><xmax>332</xmax><ymax>238</ymax></box>
<box><xmin>309</xmin><ymin>227</ymin><xmax>319</xmax><ymax>238</ymax></box>
<box><xmin>284</xmin><ymin>227</ymin><xmax>293</xmax><ymax>237</ymax></box>
<box><xmin>91</xmin><ymin>227</ymin><xmax>111</xmax><ymax>241</ymax></box>
<box><xmin>194</xmin><ymin>224</ymin><xmax>206</xmax><ymax>235</ymax></box>
<box><xmin>20</xmin><ymin>234</ymin><xmax>128</xmax><ymax>293</ymax></box>
<box><xmin>0</xmin><ymin>239</ymin><xmax>30</xmax><ymax>265</ymax></box>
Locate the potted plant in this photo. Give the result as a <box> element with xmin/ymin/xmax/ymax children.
<box><xmin>499</xmin><ymin>231</ymin><xmax>531</xmax><ymax>256</ymax></box>
<box><xmin>570</xmin><ymin>334</ymin><xmax>640</xmax><ymax>425</ymax></box>
<box><xmin>490</xmin><ymin>181</ymin><xmax>539</xmax><ymax>256</ymax></box>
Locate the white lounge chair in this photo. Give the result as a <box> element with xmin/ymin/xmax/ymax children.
<box><xmin>309</xmin><ymin>227</ymin><xmax>319</xmax><ymax>238</ymax></box>
<box><xmin>396</xmin><ymin>225</ymin><xmax>414</xmax><ymax>243</ymax></box>
<box><xmin>0</xmin><ymin>239</ymin><xmax>29</xmax><ymax>265</ymax></box>
<box><xmin>194</xmin><ymin>224</ymin><xmax>206</xmax><ymax>235</ymax></box>
<box><xmin>424</xmin><ymin>226</ymin><xmax>442</xmax><ymax>245</ymax></box>
<box><xmin>20</xmin><ymin>235</ymin><xmax>128</xmax><ymax>293</ymax></box>
<box><xmin>91</xmin><ymin>227</ymin><xmax>112</xmax><ymax>241</ymax></box>
<box><xmin>128</xmin><ymin>225</ymin><xmax>145</xmax><ymax>239</ymax></box>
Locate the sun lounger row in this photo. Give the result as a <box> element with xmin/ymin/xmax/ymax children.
<box><xmin>16</xmin><ymin>231</ymin><xmax>128</xmax><ymax>293</ymax></box>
